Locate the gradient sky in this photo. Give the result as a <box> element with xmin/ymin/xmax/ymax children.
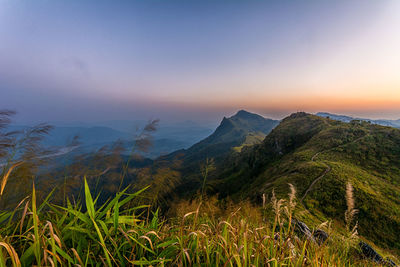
<box><xmin>1</xmin><ymin>0</ymin><xmax>400</xmax><ymax>123</ymax></box>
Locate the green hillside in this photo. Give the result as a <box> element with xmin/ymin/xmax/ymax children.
<box><xmin>134</xmin><ymin>110</ymin><xmax>279</xmax><ymax>199</ymax></box>
<box><xmin>213</xmin><ymin>112</ymin><xmax>400</xmax><ymax>252</ymax></box>
<box><xmin>184</xmin><ymin>110</ymin><xmax>279</xmax><ymax>162</ymax></box>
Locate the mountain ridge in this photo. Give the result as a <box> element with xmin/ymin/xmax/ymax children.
<box><xmin>211</xmin><ymin>112</ymin><xmax>400</xmax><ymax>252</ymax></box>
<box><xmin>182</xmin><ymin>110</ymin><xmax>279</xmax><ymax>163</ymax></box>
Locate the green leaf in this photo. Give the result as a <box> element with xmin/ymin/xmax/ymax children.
<box><xmin>84</xmin><ymin>177</ymin><xmax>95</xmax><ymax>220</ymax></box>
<box><xmin>91</xmin><ymin>218</ymin><xmax>113</xmax><ymax>266</ymax></box>
<box><xmin>32</xmin><ymin>183</ymin><xmax>41</xmax><ymax>265</ymax></box>
<box><xmin>113</xmin><ymin>200</ymin><xmax>119</xmax><ymax>230</ymax></box>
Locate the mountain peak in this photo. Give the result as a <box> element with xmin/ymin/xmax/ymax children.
<box><xmin>287</xmin><ymin>112</ymin><xmax>310</xmax><ymax>119</ymax></box>
<box><xmin>186</xmin><ymin>111</ymin><xmax>280</xmax><ymax>160</ymax></box>
<box><xmin>232</xmin><ymin>110</ymin><xmax>259</xmax><ymax>119</ymax></box>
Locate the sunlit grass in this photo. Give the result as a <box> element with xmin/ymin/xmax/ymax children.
<box><xmin>0</xmin><ymin>179</ymin><xmax>384</xmax><ymax>266</ymax></box>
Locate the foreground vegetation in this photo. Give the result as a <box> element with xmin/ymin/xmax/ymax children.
<box><xmin>1</xmin><ymin>110</ymin><xmax>399</xmax><ymax>265</ymax></box>
<box><xmin>0</xmin><ymin>178</ymin><xmax>393</xmax><ymax>266</ymax></box>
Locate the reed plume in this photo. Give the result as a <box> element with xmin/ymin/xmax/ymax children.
<box><xmin>344</xmin><ymin>182</ymin><xmax>358</xmax><ymax>235</ymax></box>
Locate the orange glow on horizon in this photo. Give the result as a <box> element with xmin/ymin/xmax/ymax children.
<box><xmin>245</xmin><ymin>96</ymin><xmax>400</xmax><ymax>112</ymax></box>
<box><xmin>151</xmin><ymin>94</ymin><xmax>400</xmax><ymax>116</ymax></box>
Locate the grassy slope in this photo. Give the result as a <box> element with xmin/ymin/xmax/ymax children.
<box><xmin>233</xmin><ymin>132</ymin><xmax>266</xmax><ymax>152</ymax></box>
<box><xmin>0</xmin><ymin>179</ymin><xmax>387</xmax><ymax>266</ymax></box>
<box><xmin>214</xmin><ymin>113</ymin><xmax>400</xmax><ymax>253</ymax></box>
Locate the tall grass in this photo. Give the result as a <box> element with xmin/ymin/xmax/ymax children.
<box><xmin>345</xmin><ymin>182</ymin><xmax>358</xmax><ymax>233</ymax></box>
<box><xmin>0</xmin><ymin>179</ymin><xmax>383</xmax><ymax>266</ymax></box>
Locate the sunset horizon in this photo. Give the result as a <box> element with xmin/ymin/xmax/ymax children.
<box><xmin>2</xmin><ymin>0</ymin><xmax>400</xmax><ymax>123</ymax></box>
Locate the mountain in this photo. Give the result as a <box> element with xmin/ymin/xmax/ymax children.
<box><xmin>184</xmin><ymin>110</ymin><xmax>279</xmax><ymax>162</ymax></box>
<box><xmin>212</xmin><ymin>112</ymin><xmax>400</xmax><ymax>251</ymax></box>
<box><xmin>132</xmin><ymin>110</ymin><xmax>280</xmax><ymax>200</ymax></box>
<box><xmin>317</xmin><ymin>112</ymin><xmax>400</xmax><ymax>128</ymax></box>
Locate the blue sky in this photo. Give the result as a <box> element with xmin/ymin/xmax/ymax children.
<box><xmin>1</xmin><ymin>0</ymin><xmax>400</xmax><ymax>123</ymax></box>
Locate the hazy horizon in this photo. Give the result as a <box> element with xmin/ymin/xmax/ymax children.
<box><xmin>2</xmin><ymin>0</ymin><xmax>400</xmax><ymax>123</ymax></box>
<box><xmin>8</xmin><ymin>109</ymin><xmax>400</xmax><ymax>128</ymax></box>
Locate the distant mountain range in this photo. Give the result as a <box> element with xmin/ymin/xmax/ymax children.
<box><xmin>12</xmin><ymin>111</ymin><xmax>400</xmax><ymax>161</ymax></box>
<box><xmin>9</xmin><ymin>120</ymin><xmax>214</xmax><ymax>159</ymax></box>
<box><xmin>317</xmin><ymin>112</ymin><xmax>400</xmax><ymax>128</ymax></box>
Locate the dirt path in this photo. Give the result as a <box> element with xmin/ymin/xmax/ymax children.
<box><xmin>300</xmin><ymin>134</ymin><xmax>369</xmax><ymax>202</ymax></box>
<box><xmin>300</xmin><ymin>154</ymin><xmax>331</xmax><ymax>202</ymax></box>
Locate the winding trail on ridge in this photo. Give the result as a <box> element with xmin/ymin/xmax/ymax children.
<box><xmin>300</xmin><ymin>153</ymin><xmax>331</xmax><ymax>202</ymax></box>
<box><xmin>300</xmin><ymin>133</ymin><xmax>370</xmax><ymax>203</ymax></box>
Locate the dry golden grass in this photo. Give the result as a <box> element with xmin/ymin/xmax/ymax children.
<box><xmin>0</xmin><ymin>161</ymin><xmax>23</xmax><ymax>196</ymax></box>
<box><xmin>0</xmin><ymin>180</ymin><xmax>395</xmax><ymax>266</ymax></box>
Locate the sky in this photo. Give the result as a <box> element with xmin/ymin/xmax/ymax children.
<box><xmin>1</xmin><ymin>0</ymin><xmax>400</xmax><ymax>124</ymax></box>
